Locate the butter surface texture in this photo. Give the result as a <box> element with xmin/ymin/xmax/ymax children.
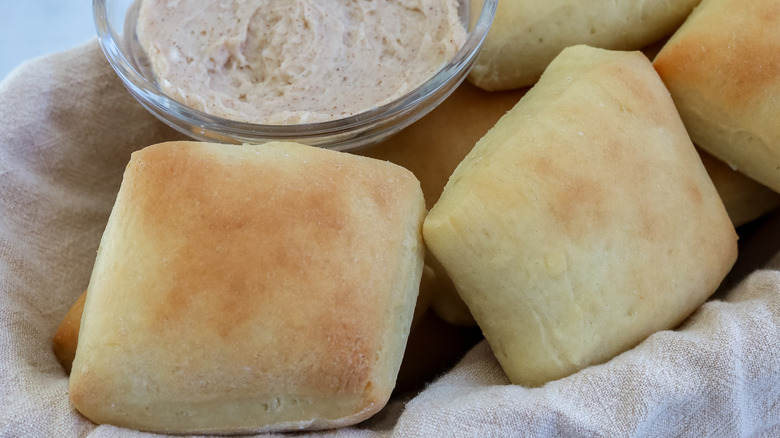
<box><xmin>138</xmin><ymin>0</ymin><xmax>466</xmax><ymax>124</ymax></box>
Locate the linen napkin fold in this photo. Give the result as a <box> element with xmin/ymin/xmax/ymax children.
<box><xmin>1</xmin><ymin>40</ymin><xmax>779</xmax><ymax>438</ymax></box>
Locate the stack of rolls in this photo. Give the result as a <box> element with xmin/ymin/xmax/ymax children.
<box><xmin>53</xmin><ymin>0</ymin><xmax>780</xmax><ymax>432</ymax></box>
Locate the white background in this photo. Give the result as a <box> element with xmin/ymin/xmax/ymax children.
<box><xmin>1</xmin><ymin>1</ymin><xmax>96</xmax><ymax>80</ymax></box>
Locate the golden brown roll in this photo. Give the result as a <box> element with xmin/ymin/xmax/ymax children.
<box><xmin>653</xmin><ymin>0</ymin><xmax>780</xmax><ymax>194</ymax></box>
<box><xmin>469</xmin><ymin>0</ymin><xmax>700</xmax><ymax>91</ymax></box>
<box><xmin>424</xmin><ymin>45</ymin><xmax>738</xmax><ymax>387</ymax></box>
<box><xmin>52</xmin><ymin>290</ymin><xmax>86</xmax><ymax>374</ymax></box>
<box><xmin>69</xmin><ymin>141</ymin><xmax>426</xmax><ymax>434</ymax></box>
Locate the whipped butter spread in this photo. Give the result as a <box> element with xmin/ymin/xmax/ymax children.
<box><xmin>137</xmin><ymin>0</ymin><xmax>466</xmax><ymax>124</ymax></box>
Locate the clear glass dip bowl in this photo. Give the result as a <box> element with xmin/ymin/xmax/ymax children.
<box><xmin>93</xmin><ymin>0</ymin><xmax>497</xmax><ymax>151</ymax></box>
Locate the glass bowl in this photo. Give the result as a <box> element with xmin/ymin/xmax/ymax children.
<box><xmin>93</xmin><ymin>0</ymin><xmax>497</xmax><ymax>151</ymax></box>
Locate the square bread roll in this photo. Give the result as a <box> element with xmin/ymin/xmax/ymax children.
<box><xmin>468</xmin><ymin>0</ymin><xmax>700</xmax><ymax>91</ymax></box>
<box><xmin>424</xmin><ymin>45</ymin><xmax>738</xmax><ymax>387</ymax></box>
<box><xmin>68</xmin><ymin>141</ymin><xmax>426</xmax><ymax>434</ymax></box>
<box><xmin>653</xmin><ymin>0</ymin><xmax>780</xmax><ymax>194</ymax></box>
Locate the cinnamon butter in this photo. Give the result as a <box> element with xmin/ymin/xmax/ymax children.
<box><xmin>137</xmin><ymin>0</ymin><xmax>466</xmax><ymax>125</ymax></box>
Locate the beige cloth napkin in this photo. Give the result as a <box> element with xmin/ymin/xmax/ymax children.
<box><xmin>2</xmin><ymin>40</ymin><xmax>780</xmax><ymax>437</ymax></box>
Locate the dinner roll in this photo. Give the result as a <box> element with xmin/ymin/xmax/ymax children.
<box><xmin>69</xmin><ymin>141</ymin><xmax>426</xmax><ymax>433</ymax></box>
<box><xmin>653</xmin><ymin>0</ymin><xmax>780</xmax><ymax>194</ymax></box>
<box><xmin>469</xmin><ymin>0</ymin><xmax>700</xmax><ymax>90</ymax></box>
<box><xmin>424</xmin><ymin>45</ymin><xmax>737</xmax><ymax>387</ymax></box>
<box><xmin>52</xmin><ymin>290</ymin><xmax>86</xmax><ymax>374</ymax></box>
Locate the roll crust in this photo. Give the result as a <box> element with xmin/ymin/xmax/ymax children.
<box><xmin>68</xmin><ymin>141</ymin><xmax>426</xmax><ymax>434</ymax></box>
<box><xmin>469</xmin><ymin>0</ymin><xmax>701</xmax><ymax>90</ymax></box>
<box><xmin>698</xmin><ymin>148</ymin><xmax>780</xmax><ymax>227</ymax></box>
<box><xmin>425</xmin><ymin>46</ymin><xmax>738</xmax><ymax>387</ymax></box>
<box><xmin>52</xmin><ymin>290</ymin><xmax>86</xmax><ymax>374</ymax></box>
<box><xmin>653</xmin><ymin>0</ymin><xmax>780</xmax><ymax>193</ymax></box>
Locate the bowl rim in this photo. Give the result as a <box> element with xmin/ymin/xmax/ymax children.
<box><xmin>93</xmin><ymin>0</ymin><xmax>498</xmax><ymax>145</ymax></box>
